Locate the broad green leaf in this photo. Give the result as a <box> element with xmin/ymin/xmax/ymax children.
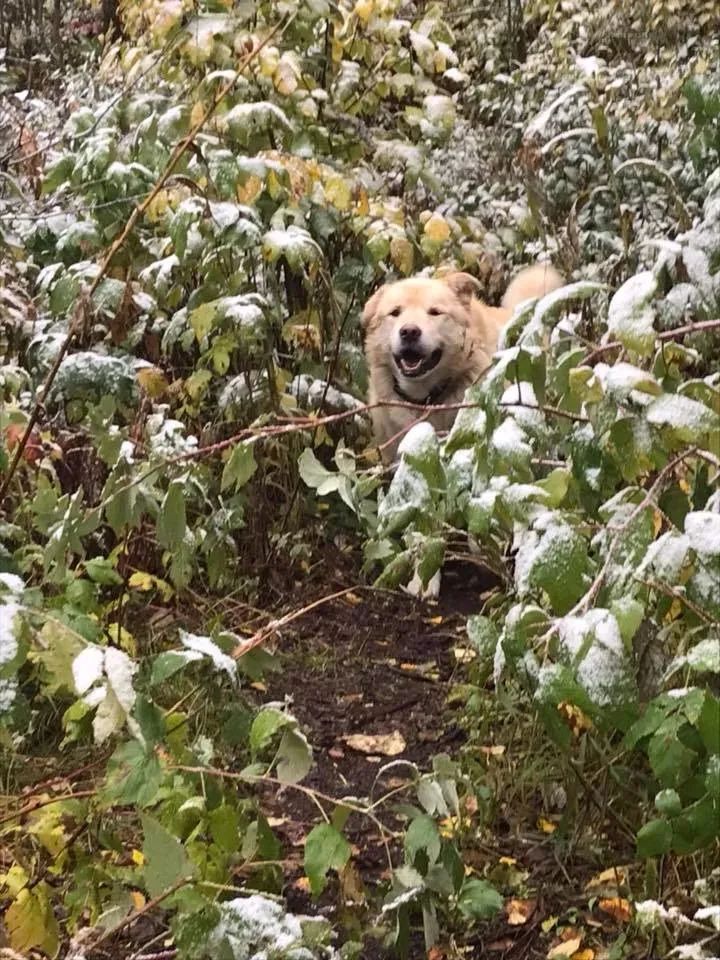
<box><xmin>405</xmin><ymin>815</ymin><xmax>441</xmax><ymax>866</ymax></box>
<box><xmin>157</xmin><ymin>481</ymin><xmax>186</xmax><ymax>550</ymax></box>
<box><xmin>636</xmin><ymin>818</ymin><xmax>672</xmax><ymax>857</ymax></box>
<box><xmin>304</xmin><ymin>823</ymin><xmax>351</xmax><ymax>896</ymax></box>
<box><xmin>646</xmin><ymin>394</ymin><xmax>719</xmax><ymax>442</ymax></box>
<box><xmin>654</xmin><ymin>789</ymin><xmax>682</xmax><ymax>817</ymax></box>
<box><xmin>276</xmin><ymin>727</ymin><xmax>313</xmax><ymax>784</ymax></box>
<box><xmin>250</xmin><ymin>707</ymin><xmax>291</xmax><ymax>753</ymax></box>
<box><xmin>221</xmin><ymin>443</ymin><xmax>256</xmax><ymax>492</ymax></box>
<box><xmin>142</xmin><ymin>814</ymin><xmax>194</xmax><ymax>897</ymax></box>
<box><xmin>458</xmin><ymin>879</ymin><xmax>503</xmax><ymax>920</ymax></box>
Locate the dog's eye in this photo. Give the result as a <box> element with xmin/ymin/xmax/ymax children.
<box><xmin>388</xmin><ymin>306</ymin><xmax>402</xmax><ymax>317</ymax></box>
<box><xmin>428</xmin><ymin>307</ymin><xmax>442</xmax><ymax>317</ymax></box>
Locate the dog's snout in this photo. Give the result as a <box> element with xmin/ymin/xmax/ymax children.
<box><xmin>399</xmin><ymin>324</ymin><xmax>421</xmax><ymax>343</ymax></box>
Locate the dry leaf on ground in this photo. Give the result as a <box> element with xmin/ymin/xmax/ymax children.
<box><xmin>343</xmin><ymin>731</ymin><xmax>406</xmax><ymax>756</ymax></box>
<box><xmin>548</xmin><ymin>937</ymin><xmax>582</xmax><ymax>958</ymax></box>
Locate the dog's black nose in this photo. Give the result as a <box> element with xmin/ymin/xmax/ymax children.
<box><xmin>399</xmin><ymin>325</ymin><xmax>421</xmax><ymax>343</ymax></box>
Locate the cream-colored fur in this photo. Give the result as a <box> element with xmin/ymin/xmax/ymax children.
<box><xmin>363</xmin><ymin>264</ymin><xmax>563</xmax><ymax>463</ymax></box>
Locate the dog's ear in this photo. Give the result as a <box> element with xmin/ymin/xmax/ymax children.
<box><xmin>361</xmin><ymin>286</ymin><xmax>384</xmax><ymax>331</ymax></box>
<box><xmin>445</xmin><ymin>272</ymin><xmax>483</xmax><ymax>306</ymax></box>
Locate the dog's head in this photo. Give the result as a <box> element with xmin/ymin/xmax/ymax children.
<box><xmin>361</xmin><ymin>272</ymin><xmax>483</xmax><ymax>393</ymax></box>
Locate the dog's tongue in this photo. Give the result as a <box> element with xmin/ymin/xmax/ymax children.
<box><xmin>400</xmin><ymin>356</ymin><xmax>423</xmax><ymax>374</ymax></box>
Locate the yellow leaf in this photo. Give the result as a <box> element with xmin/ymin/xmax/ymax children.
<box><xmin>259</xmin><ymin>46</ymin><xmax>280</xmax><ymax>77</ymax></box>
<box><xmin>548</xmin><ymin>938</ymin><xmax>582</xmax><ymax>958</ymax></box>
<box><xmin>572</xmin><ymin>951</ymin><xmax>595</xmax><ymax>960</ymax></box>
<box><xmin>190</xmin><ymin>101</ymin><xmax>206</xmax><ymax>128</ymax></box>
<box><xmin>130</xmin><ymin>890</ymin><xmax>146</xmax><ymax>910</ymax></box>
<box><xmin>355</xmin><ymin>187</ymin><xmax>370</xmax><ymax>216</ymax></box>
<box><xmin>324</xmin><ymin>175</ymin><xmax>352</xmax><ymax>212</ymax></box>
<box><xmin>354</xmin><ymin>0</ymin><xmax>374</xmax><ymax>22</ymax></box>
<box><xmin>6</xmin><ymin>884</ymin><xmax>60</xmax><ymax>957</ymax></box>
<box><xmin>542</xmin><ymin>915</ymin><xmax>559</xmax><ymax>933</ymax></box>
<box><xmin>664</xmin><ymin>597</ymin><xmax>683</xmax><ymax>623</ymax></box>
<box><xmin>585</xmin><ymin>866</ymin><xmax>627</xmax><ymax>893</ymax></box>
<box><xmin>131</xmin><ymin>849</ymin><xmax>146</xmax><ymax>866</ymax></box>
<box><xmin>390</xmin><ymin>235</ymin><xmax>414</xmax><ymax>275</ymax></box>
<box><xmin>423</xmin><ymin>213</ymin><xmax>451</xmax><ymax>244</ymax></box>
<box><xmin>653</xmin><ymin>509</ymin><xmax>663</xmax><ymax>535</ymax></box>
<box><xmin>237</xmin><ymin>174</ymin><xmax>264</xmax><ymax>204</ymax></box>
<box><xmin>250</xmin><ymin>681</ymin><xmax>267</xmax><ymax>692</ymax></box>
<box><xmin>499</xmin><ymin>856</ymin><xmax>517</xmax><ymax>865</ymax></box>
<box><xmin>538</xmin><ymin>817</ymin><xmax>558</xmax><ymax>834</ymax></box>
<box><xmin>146</xmin><ymin>189</ymin><xmax>170</xmax><ymax>224</ymax></box>
<box><xmin>136</xmin><ymin>366</ymin><xmax>169</xmax><ymax>399</ymax></box>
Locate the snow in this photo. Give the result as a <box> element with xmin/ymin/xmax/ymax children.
<box><xmin>72</xmin><ymin>645</ymin><xmax>105</xmax><ymax>696</ymax></box>
<box><xmin>0</xmin><ymin>573</ymin><xmax>24</xmax><ymax>596</ymax></box>
<box><xmin>222</xmin><ymin>101</ymin><xmax>292</xmax><ymax>133</ymax></box>
<box><xmin>595</xmin><ymin>362</ymin><xmax>660</xmax><ymax>399</ymax></box>
<box><xmin>607</xmin><ymin>270</ymin><xmax>657</xmax><ymax>353</ymax></box>
<box><xmin>558</xmin><ymin>609</ymin><xmax>630</xmax><ymax>706</ymax></box>
<box><xmin>211</xmin><ymin>895</ymin><xmax>314</xmax><ymax>960</ymax></box>
<box><xmin>684</xmin><ymin>511</ymin><xmax>720</xmax><ymax>558</ymax></box>
<box><xmin>491</xmin><ymin>418</ymin><xmax>532</xmax><ymax>465</ymax></box>
<box><xmin>638</xmin><ymin>531</ymin><xmax>690</xmax><ymax>583</ymax></box>
<box><xmin>525</xmin><ymin>84</ymin><xmax>586</xmax><ymax>138</ymax></box>
<box><xmin>0</xmin><ymin>601</ymin><xmax>21</xmax><ymax>671</ymax></box>
<box><xmin>180</xmin><ymin>630</ymin><xmax>237</xmax><ymax>682</ymax></box>
<box><xmin>646</xmin><ymin>394</ymin><xmax>717</xmax><ymax>438</ymax></box>
<box><xmin>694</xmin><ymin>906</ymin><xmax>720</xmax><ymax>930</ymax></box>
<box><xmin>398</xmin><ymin>422</ymin><xmax>438</xmax><ymax>459</ymax></box>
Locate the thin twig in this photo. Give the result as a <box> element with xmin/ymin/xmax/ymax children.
<box><xmin>582</xmin><ymin>318</ymin><xmax>720</xmax><ymax>365</ymax></box>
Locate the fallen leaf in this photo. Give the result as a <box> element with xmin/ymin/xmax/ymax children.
<box><xmin>427</xmin><ymin>949</ymin><xmax>447</xmax><ymax>960</ymax></box>
<box><xmin>130</xmin><ymin>890</ymin><xmax>146</xmax><ymax>910</ymax></box>
<box><xmin>453</xmin><ymin>646</ymin><xmax>476</xmax><ymax>663</ymax></box>
<box><xmin>572</xmin><ymin>951</ymin><xmax>595</xmax><ymax>960</ymax></box>
<box><xmin>293</xmin><ymin>876</ymin><xmax>311</xmax><ymax>892</ymax></box>
<box><xmin>499</xmin><ymin>856</ymin><xmax>517</xmax><ymax>865</ymax></box>
<box><xmin>558</xmin><ymin>701</ymin><xmax>593</xmax><ymax>736</ymax></box>
<box><xmin>505</xmin><ymin>898</ymin><xmax>537</xmax><ymax>925</ymax></box>
<box><xmin>339</xmin><ymin>861</ymin><xmax>365</xmax><ymax>904</ymax></box>
<box><xmin>480</xmin><ymin>745</ymin><xmax>506</xmax><ymax>757</ymax></box>
<box><xmin>487</xmin><ymin>939</ymin><xmax>514</xmax><ymax>952</ymax></box>
<box><xmin>585</xmin><ymin>866</ymin><xmax>627</xmax><ymax>894</ymax></box>
<box><xmin>250</xmin><ymin>682</ymin><xmax>267</xmax><ymax>692</ymax></box>
<box><xmin>548</xmin><ymin>938</ymin><xmax>582</xmax><ymax>958</ymax></box>
<box><xmin>542</xmin><ymin>916</ymin><xmax>559</xmax><ymax>933</ymax></box>
<box><xmin>538</xmin><ymin>817</ymin><xmax>558</xmax><ymax>834</ymax></box>
<box><xmin>598</xmin><ymin>898</ymin><xmax>631</xmax><ymax>924</ymax></box>
<box><xmin>343</xmin><ymin>592</ymin><xmax>363</xmax><ymax>606</ymax></box>
<box><xmin>426</xmin><ymin>615</ymin><xmax>444</xmax><ymax>625</ymax></box>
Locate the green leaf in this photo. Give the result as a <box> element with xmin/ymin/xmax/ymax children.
<box><xmin>610</xmin><ymin>597</ymin><xmax>645</xmax><ymax>644</ymax></box>
<box><xmin>208</xmin><ymin>804</ymin><xmax>241</xmax><ymax>853</ymax></box>
<box><xmin>405</xmin><ymin>815</ymin><xmax>441</xmax><ymax>867</ymax></box>
<box><xmin>706</xmin><ymin>756</ymin><xmax>720</xmax><ymax>798</ymax></box>
<box><xmin>142</xmin><ymin>814</ymin><xmax>194</xmax><ymax>898</ymax></box>
<box><xmin>636</xmin><ymin>818</ymin><xmax>672</xmax><ymax>857</ymax></box>
<box><xmin>458</xmin><ymin>878</ymin><xmax>503</xmax><ymax>920</ymax></box>
<box><xmin>250</xmin><ymin>707</ymin><xmax>291</xmax><ymax>753</ymax></box>
<box><xmin>648</xmin><ymin>730</ymin><xmax>698</xmax><ymax>789</ymax></box>
<box><xmin>304</xmin><ymin>823</ymin><xmax>351</xmax><ymax>896</ymax></box>
<box><xmin>276</xmin><ymin>728</ymin><xmax>313</xmax><ymax>784</ymax></box>
<box><xmin>698</xmin><ymin>695</ymin><xmax>720</xmax><ymax>754</ymax></box>
<box><xmin>84</xmin><ymin>556</ymin><xmax>123</xmax><ymax>586</ymax></box>
<box><xmin>654</xmin><ymin>789</ymin><xmax>682</xmax><ymax>817</ymax></box>
<box><xmin>298</xmin><ymin>448</ymin><xmax>335</xmax><ymax>490</ymax></box>
<box><xmin>221</xmin><ymin>443</ymin><xmax>256</xmax><ymax>492</ymax></box>
<box><xmin>157</xmin><ymin>481</ymin><xmax>186</xmax><ymax>550</ymax></box>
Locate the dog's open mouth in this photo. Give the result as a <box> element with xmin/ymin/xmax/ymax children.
<box><xmin>394</xmin><ymin>348</ymin><xmax>443</xmax><ymax>378</ymax></box>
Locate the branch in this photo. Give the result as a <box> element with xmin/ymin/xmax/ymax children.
<box><xmin>583</xmin><ymin>318</ymin><xmax>720</xmax><ymax>365</ymax></box>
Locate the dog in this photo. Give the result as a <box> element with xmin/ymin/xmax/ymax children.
<box><xmin>362</xmin><ymin>264</ymin><xmax>564</xmax><ymax>463</ymax></box>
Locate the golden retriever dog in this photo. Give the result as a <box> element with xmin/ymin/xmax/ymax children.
<box><xmin>362</xmin><ymin>264</ymin><xmax>564</xmax><ymax>462</ymax></box>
